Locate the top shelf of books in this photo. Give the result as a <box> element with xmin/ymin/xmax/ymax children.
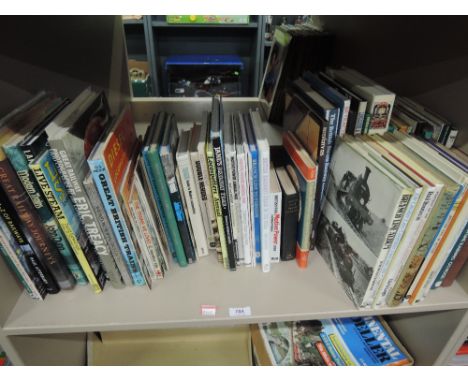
<box><xmin>3</xmin><ymin>251</ymin><xmax>467</xmax><ymax>336</ymax></box>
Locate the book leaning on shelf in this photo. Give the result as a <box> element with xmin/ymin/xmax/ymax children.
<box><xmin>0</xmin><ymin>93</ymin><xmax>75</xmax><ymax>293</ymax></box>
<box><xmin>87</xmin><ymin>105</ymin><xmax>147</xmax><ymax>287</ymax></box>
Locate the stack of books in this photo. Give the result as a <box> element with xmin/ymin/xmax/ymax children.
<box><xmin>251</xmin><ymin>316</ymin><xmax>414</xmax><ymax>366</ymax></box>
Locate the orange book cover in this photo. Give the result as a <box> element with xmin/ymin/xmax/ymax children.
<box><xmin>283</xmin><ymin>132</ymin><xmax>316</xmax><ymax>181</ymax></box>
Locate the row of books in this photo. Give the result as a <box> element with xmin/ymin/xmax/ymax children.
<box><xmin>252</xmin><ymin>316</ymin><xmax>413</xmax><ymax>366</ymax></box>
<box><xmin>0</xmin><ymin>88</ymin><xmax>311</xmax><ymax>299</ymax></box>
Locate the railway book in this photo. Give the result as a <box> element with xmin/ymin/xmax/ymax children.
<box><xmin>269</xmin><ymin>165</ymin><xmax>282</xmax><ymax>263</ymax></box>
<box><xmin>316</xmin><ymin>138</ymin><xmax>413</xmax><ymax>307</ymax></box>
<box><xmin>87</xmin><ymin>105</ymin><xmax>146</xmax><ymax>286</ymax></box>
<box><xmin>142</xmin><ymin>112</ymin><xmax>187</xmax><ymax>267</ymax></box>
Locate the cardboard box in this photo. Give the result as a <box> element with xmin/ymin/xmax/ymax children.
<box><xmin>87</xmin><ymin>326</ymin><xmax>252</xmax><ymax>366</ymax></box>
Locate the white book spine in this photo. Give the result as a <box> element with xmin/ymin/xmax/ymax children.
<box><xmin>360</xmin><ymin>190</ymin><xmax>412</xmax><ymax>308</ymax></box>
<box><xmin>270</xmin><ymin>189</ymin><xmax>282</xmax><ymax>263</ymax></box>
<box><xmin>339</xmin><ymin>99</ymin><xmax>351</xmax><ymax>137</ymax></box>
<box><xmin>225</xmin><ymin>148</ymin><xmax>242</xmax><ymax>264</ymax></box>
<box><xmin>237</xmin><ymin>150</ymin><xmax>253</xmax><ymax>266</ymax></box>
<box><xmin>246</xmin><ymin>149</ymin><xmax>256</xmax><ymax>267</ymax></box>
<box><xmin>374</xmin><ymin>185</ymin><xmax>440</xmax><ymax>307</ymax></box>
<box><xmin>197</xmin><ymin>142</ymin><xmax>218</xmax><ymax>251</ymax></box>
<box><xmin>178</xmin><ymin>153</ymin><xmax>210</xmax><ymax>257</ymax></box>
<box><xmin>363</xmin><ymin>186</ymin><xmax>420</xmax><ymax>306</ymax></box>
<box><xmin>406</xmin><ymin>186</ymin><xmax>464</xmax><ymax>300</ymax></box>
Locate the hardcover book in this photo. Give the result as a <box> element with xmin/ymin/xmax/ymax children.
<box><xmin>269</xmin><ymin>165</ymin><xmax>282</xmax><ymax>263</ymax></box>
<box><xmin>0</xmin><ymin>93</ymin><xmax>75</xmax><ymax>291</ymax></box>
<box><xmin>189</xmin><ymin>117</ymin><xmax>217</xmax><ymax>252</ymax></box>
<box><xmin>316</xmin><ymin>138</ymin><xmax>412</xmax><ymax>307</ymax></box>
<box><xmin>30</xmin><ymin>150</ymin><xmax>105</xmax><ymax>293</ymax></box>
<box><xmin>211</xmin><ymin>96</ymin><xmax>236</xmax><ymax>270</ymax></box>
<box><xmin>159</xmin><ymin>114</ymin><xmax>196</xmax><ymax>264</ymax></box>
<box><xmin>177</xmin><ymin>129</ymin><xmax>210</xmax><ymax>258</ymax></box>
<box><xmin>275</xmin><ymin>166</ymin><xmax>299</xmax><ymax>261</ymax></box>
<box><xmin>234</xmin><ymin>112</ymin><xmax>254</xmax><ymax>266</ymax></box>
<box><xmin>142</xmin><ymin>112</ymin><xmax>187</xmax><ymax>267</ymax></box>
<box><xmin>283</xmin><ymin>131</ymin><xmax>316</xmax><ymax>268</ymax></box>
<box><xmin>87</xmin><ymin>105</ymin><xmax>146</xmax><ymax>286</ymax></box>
<box><xmin>45</xmin><ymin>88</ymin><xmax>123</xmax><ymax>288</ymax></box>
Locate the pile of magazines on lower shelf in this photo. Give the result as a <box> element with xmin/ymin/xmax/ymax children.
<box><xmin>252</xmin><ymin>316</ymin><xmax>414</xmax><ymax>366</ymax></box>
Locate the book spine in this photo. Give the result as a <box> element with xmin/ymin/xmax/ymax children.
<box><xmin>88</xmin><ymin>158</ymin><xmax>146</xmax><ymax>286</ymax></box>
<box><xmin>247</xmin><ymin>151</ymin><xmax>256</xmax><ymax>267</ymax></box>
<box><xmin>213</xmin><ymin>139</ymin><xmax>236</xmax><ymax>270</ymax></box>
<box><xmin>369</xmin><ymin>187</ymin><xmax>422</xmax><ymax>306</ymax></box>
<box><xmin>179</xmin><ymin>154</ymin><xmax>210</xmax><ymax>257</ymax></box>
<box><xmin>339</xmin><ymin>99</ymin><xmax>351</xmax><ymax>137</ymax></box>
<box><xmin>141</xmin><ymin>151</ymin><xmax>176</xmax><ymax>259</ymax></box>
<box><xmin>83</xmin><ymin>175</ymin><xmax>131</xmax><ymax>286</ymax></box>
<box><xmin>327</xmin><ymin>109</ymin><xmax>340</xmax><ymax>150</ymax></box>
<box><xmin>413</xmin><ymin>191</ymin><xmax>467</xmax><ymax>302</ymax></box>
<box><xmin>225</xmin><ymin>149</ymin><xmax>241</xmax><ymax>264</ymax></box>
<box><xmin>311</xmin><ymin>122</ymin><xmax>329</xmax><ymax>248</ymax></box>
<box><xmin>406</xmin><ymin>186</ymin><xmax>463</xmax><ymax>303</ymax></box>
<box><xmin>251</xmin><ymin>149</ymin><xmax>261</xmax><ymax>264</ymax></box>
<box><xmin>6</xmin><ymin>144</ymin><xmax>86</xmax><ymax>285</ymax></box>
<box><xmin>137</xmin><ymin>161</ymin><xmax>170</xmax><ymax>273</ymax></box>
<box><xmin>191</xmin><ymin>151</ymin><xmax>217</xmax><ymax>251</ymax></box>
<box><xmin>441</xmin><ymin>233</ymin><xmax>468</xmax><ymax>287</ymax></box>
<box><xmin>133</xmin><ymin>188</ymin><xmax>166</xmax><ymax>277</ymax></box>
<box><xmin>436</xmin><ymin>222</ymin><xmax>468</xmax><ymax>288</ymax></box>
<box><xmin>258</xmin><ymin>146</ymin><xmax>270</xmax><ymax>273</ymax></box>
<box><xmin>388</xmin><ymin>186</ymin><xmax>456</xmax><ymax>306</ymax></box>
<box><xmin>444</xmin><ymin>129</ymin><xmax>458</xmax><ymax>148</ymax></box>
<box><xmin>48</xmin><ymin>147</ymin><xmax>123</xmax><ymax>289</ymax></box>
<box><xmin>0</xmin><ymin>218</ymin><xmax>43</xmax><ymax>299</ymax></box>
<box><xmin>145</xmin><ymin>150</ymin><xmax>187</xmax><ymax>267</ymax></box>
<box><xmin>237</xmin><ymin>151</ymin><xmax>252</xmax><ymax>265</ymax></box>
<box><xmin>363</xmin><ymin>113</ymin><xmax>371</xmax><ymax>135</ymax></box>
<box><xmin>198</xmin><ymin>142</ymin><xmax>219</xmax><ymax>251</ymax></box>
<box><xmin>160</xmin><ymin>151</ymin><xmax>196</xmax><ymax>264</ymax></box>
<box><xmin>206</xmin><ymin>142</ymin><xmax>228</xmax><ymax>266</ymax></box>
<box><xmin>0</xmin><ymin>158</ymin><xmax>71</xmax><ymax>291</ymax></box>
<box><xmin>360</xmin><ymin>190</ymin><xmax>412</xmax><ymax>307</ymax></box>
<box><xmin>374</xmin><ymin>186</ymin><xmax>438</xmax><ymax>306</ymax></box>
<box><xmin>270</xmin><ymin>189</ymin><xmax>281</xmax><ymax>263</ymax></box>
<box><xmin>128</xmin><ymin>196</ymin><xmax>160</xmax><ymax>280</ymax></box>
<box><xmin>280</xmin><ymin>193</ymin><xmax>299</xmax><ymax>261</ymax></box>
<box><xmin>30</xmin><ymin>153</ymin><xmax>104</xmax><ymax>292</ymax></box>
<box><xmin>354</xmin><ymin>102</ymin><xmax>367</xmax><ymax>135</ymax></box>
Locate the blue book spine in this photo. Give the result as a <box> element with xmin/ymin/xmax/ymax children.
<box><xmin>142</xmin><ymin>149</ymin><xmax>176</xmax><ymax>257</ymax></box>
<box><xmin>88</xmin><ymin>158</ymin><xmax>146</xmax><ymax>286</ymax></box>
<box><xmin>250</xmin><ymin>145</ymin><xmax>261</xmax><ymax>263</ymax></box>
<box><xmin>433</xmin><ymin>221</ymin><xmax>468</xmax><ymax>288</ymax></box>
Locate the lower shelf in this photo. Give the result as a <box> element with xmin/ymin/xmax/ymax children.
<box><xmin>2</xmin><ymin>252</ymin><xmax>468</xmax><ymax>335</ymax></box>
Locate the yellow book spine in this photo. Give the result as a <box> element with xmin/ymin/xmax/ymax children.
<box><xmin>30</xmin><ymin>161</ymin><xmax>102</xmax><ymax>293</ymax></box>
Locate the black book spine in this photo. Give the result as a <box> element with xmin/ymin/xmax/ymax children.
<box><xmin>0</xmin><ymin>188</ymin><xmax>48</xmax><ymax>298</ymax></box>
<box><xmin>310</xmin><ymin>120</ymin><xmax>329</xmax><ymax>248</ymax></box>
<box><xmin>280</xmin><ymin>192</ymin><xmax>299</xmax><ymax>261</ymax></box>
<box><xmin>0</xmin><ymin>157</ymin><xmax>75</xmax><ymax>291</ymax></box>
<box><xmin>213</xmin><ymin>137</ymin><xmax>236</xmax><ymax>270</ymax></box>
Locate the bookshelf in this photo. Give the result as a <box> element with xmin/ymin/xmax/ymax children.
<box><xmin>0</xmin><ymin>16</ymin><xmax>467</xmax><ymax>366</ymax></box>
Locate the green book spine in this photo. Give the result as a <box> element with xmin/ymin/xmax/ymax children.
<box><xmin>146</xmin><ymin>146</ymin><xmax>188</xmax><ymax>267</ymax></box>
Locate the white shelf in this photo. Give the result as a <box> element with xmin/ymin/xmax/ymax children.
<box><xmin>3</xmin><ymin>252</ymin><xmax>468</xmax><ymax>336</ymax></box>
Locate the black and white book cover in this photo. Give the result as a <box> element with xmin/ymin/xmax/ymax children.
<box><xmin>316</xmin><ymin>139</ymin><xmax>409</xmax><ymax>307</ymax></box>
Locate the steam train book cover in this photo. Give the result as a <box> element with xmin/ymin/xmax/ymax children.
<box><xmin>317</xmin><ymin>139</ymin><xmax>407</xmax><ymax>306</ymax></box>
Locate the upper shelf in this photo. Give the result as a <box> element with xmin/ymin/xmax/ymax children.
<box><xmin>3</xmin><ymin>252</ymin><xmax>468</xmax><ymax>336</ymax></box>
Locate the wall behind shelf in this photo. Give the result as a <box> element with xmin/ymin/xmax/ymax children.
<box><xmin>321</xmin><ymin>15</ymin><xmax>468</xmax><ymax>151</ymax></box>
